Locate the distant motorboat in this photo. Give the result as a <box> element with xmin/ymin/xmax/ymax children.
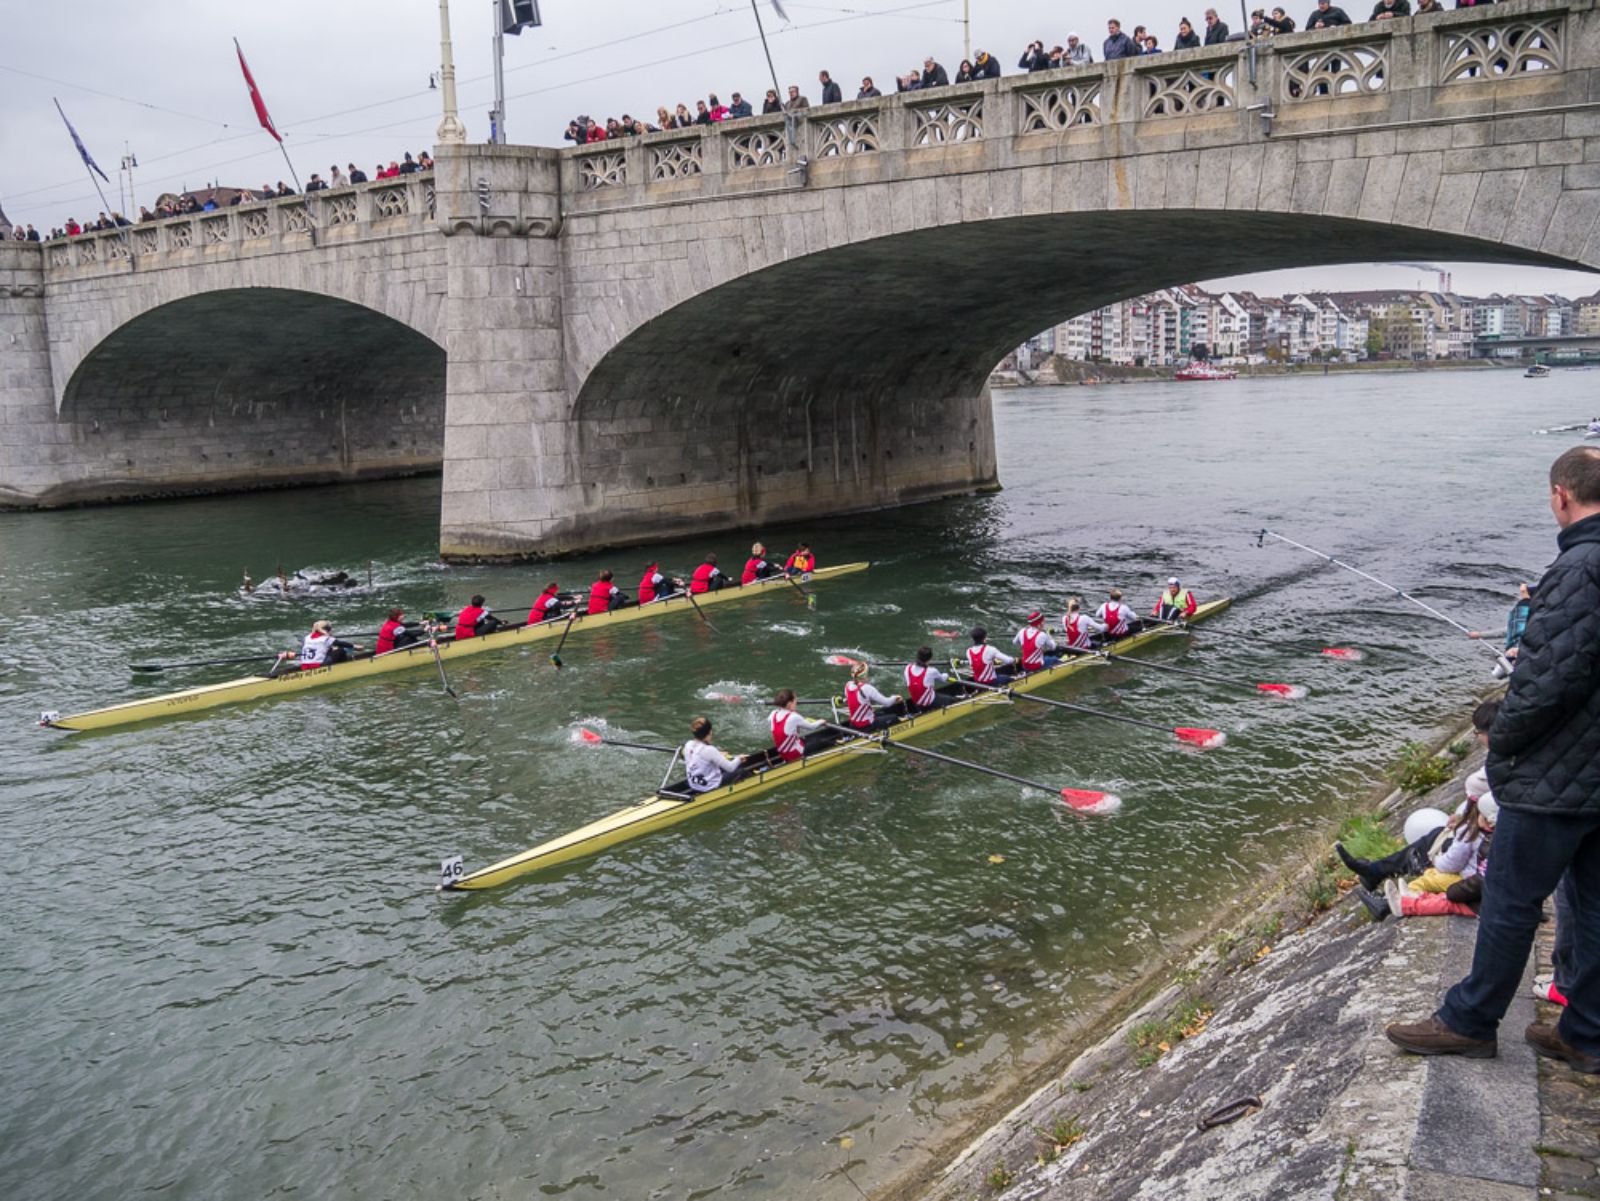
<box><xmin>1587</xmin><ymin>420</ymin><xmax>1600</xmax><ymax>440</ymax></box>
<box><xmin>1525</xmin><ymin>363</ymin><xmax>1551</xmax><ymax>378</ymax></box>
<box><xmin>1174</xmin><ymin>361</ymin><xmax>1237</xmax><ymax>381</ymax></box>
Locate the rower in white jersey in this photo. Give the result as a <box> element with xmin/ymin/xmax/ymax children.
<box><xmin>843</xmin><ymin>662</ymin><xmax>903</xmax><ymax>729</ymax></box>
<box><xmin>682</xmin><ymin>715</ymin><xmax>750</xmax><ymax>793</ymax></box>
<box><xmin>1011</xmin><ymin>611</ymin><xmax>1057</xmax><ymax>673</ymax></box>
<box><xmin>1095</xmin><ymin>588</ymin><xmax>1139</xmax><ymax>639</ymax></box>
<box><xmin>904</xmin><ymin>646</ymin><xmax>951</xmax><ymax>709</ymax></box>
<box><xmin>770</xmin><ymin>688</ymin><xmax>827</xmax><ymax>761</ymax></box>
<box><xmin>1060</xmin><ymin>597</ymin><xmax>1106</xmax><ymax>652</ymax></box>
<box><xmin>965</xmin><ymin>626</ymin><xmax>1016</xmax><ymax>686</ymax></box>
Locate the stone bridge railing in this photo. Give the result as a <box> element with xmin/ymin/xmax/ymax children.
<box><xmin>561</xmin><ymin>0</ymin><xmax>1581</xmax><ymax>206</ymax></box>
<box><xmin>43</xmin><ymin>173</ymin><xmax>436</xmax><ymax>278</ymax></box>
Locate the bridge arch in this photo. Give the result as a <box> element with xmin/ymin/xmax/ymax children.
<box><xmin>56</xmin><ymin>288</ymin><xmax>445</xmax><ymax>503</ymax></box>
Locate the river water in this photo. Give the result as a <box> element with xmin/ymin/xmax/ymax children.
<box><xmin>0</xmin><ymin>370</ymin><xmax>1584</xmax><ymax>1199</ymax></box>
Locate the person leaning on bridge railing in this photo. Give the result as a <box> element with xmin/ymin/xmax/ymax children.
<box><xmin>1306</xmin><ymin>0</ymin><xmax>1353</xmax><ymax>29</ymax></box>
<box><xmin>1370</xmin><ymin>0</ymin><xmax>1410</xmax><ymax>19</ymax></box>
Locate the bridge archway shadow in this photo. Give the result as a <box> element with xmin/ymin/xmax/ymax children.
<box><xmin>56</xmin><ymin>288</ymin><xmax>445</xmax><ymax>506</ymax></box>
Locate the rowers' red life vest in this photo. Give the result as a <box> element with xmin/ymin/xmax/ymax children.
<box><xmin>1018</xmin><ymin>627</ymin><xmax>1046</xmax><ymax>671</ymax></box>
<box><xmin>770</xmin><ymin>709</ymin><xmax>804</xmax><ymax>761</ymax></box>
<box><xmin>1062</xmin><ymin>613</ymin><xmax>1093</xmax><ymax>650</ymax></box>
<box><xmin>529</xmin><ymin>591</ymin><xmax>560</xmax><ymax>623</ymax></box>
<box><xmin>845</xmin><ymin>681</ymin><xmax>874</xmax><ymax>728</ymax></box>
<box><xmin>588</xmin><ymin>580</ymin><xmax>616</xmax><ymax>616</ymax></box>
<box><xmin>905</xmin><ymin>663</ymin><xmax>936</xmax><ymax>708</ymax></box>
<box><xmin>376</xmin><ymin>619</ymin><xmax>404</xmax><ymax>655</ymax></box>
<box><xmin>742</xmin><ymin>557</ymin><xmax>767</xmax><ymax>586</ymax></box>
<box><xmin>1102</xmin><ymin>602</ymin><xmax>1131</xmax><ymax>637</ymax></box>
<box><xmin>454</xmin><ymin>605</ymin><xmax>485</xmax><ymax>640</ymax></box>
<box><xmin>968</xmin><ymin>644</ymin><xmax>999</xmax><ymax>684</ymax></box>
<box><xmin>690</xmin><ymin>563</ymin><xmax>718</xmax><ymax>594</ymax></box>
<box><xmin>639</xmin><ymin>567</ymin><xmax>662</xmax><ymax>605</ymax></box>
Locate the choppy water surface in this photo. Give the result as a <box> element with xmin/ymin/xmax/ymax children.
<box><xmin>0</xmin><ymin>370</ymin><xmax>1582</xmax><ymax>1199</ymax></box>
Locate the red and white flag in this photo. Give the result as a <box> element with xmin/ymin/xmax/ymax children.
<box><xmin>235</xmin><ymin>39</ymin><xmax>282</xmax><ymax>143</ymax></box>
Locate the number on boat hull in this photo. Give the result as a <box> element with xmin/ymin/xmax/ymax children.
<box><xmin>440</xmin><ymin>855</ymin><xmax>465</xmax><ymax>888</ymax></box>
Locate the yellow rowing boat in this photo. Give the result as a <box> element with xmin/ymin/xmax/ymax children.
<box><xmin>439</xmin><ymin>597</ymin><xmax>1232</xmax><ymax>891</ymax></box>
<box><xmin>42</xmin><ymin>563</ymin><xmax>869</xmax><ymax>732</ymax></box>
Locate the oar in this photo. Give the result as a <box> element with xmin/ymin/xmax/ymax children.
<box><xmin>426</xmin><ymin>633</ymin><xmax>457</xmax><ymax>699</ymax></box>
<box><xmin>131</xmin><ymin>653</ymin><xmax>288</xmax><ymax>673</ymax></box>
<box><xmin>1142</xmin><ymin>613</ymin><xmax>1254</xmax><ymax>640</ymax></box>
<box><xmin>549</xmin><ymin>612</ymin><xmax>577</xmax><ymax>668</ymax></box>
<box><xmin>1081</xmin><ymin>649</ymin><xmax>1306</xmax><ymax>698</ymax></box>
<box><xmin>685</xmin><ymin>588</ymin><xmax>720</xmax><ymax>633</ymax></box>
<box><xmin>577</xmin><ymin>729</ymin><xmax>675</xmax><ymax>753</ymax></box>
<box><xmin>1143</xmin><ymin>612</ymin><xmax>1363</xmax><ymax>660</ymax></box>
<box><xmin>708</xmin><ymin>693</ymin><xmax>833</xmax><ymax>706</ymax></box>
<box><xmin>817</xmin><ymin>721</ymin><xmax>1121</xmax><ymax>812</ymax></box>
<box><xmin>776</xmin><ymin>571</ymin><xmax>816</xmax><ymax>610</ymax></box>
<box><xmin>960</xmin><ymin>677</ymin><xmax>1226</xmax><ymax>748</ymax></box>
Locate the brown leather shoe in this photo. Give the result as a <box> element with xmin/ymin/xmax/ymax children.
<box><xmin>1525</xmin><ymin>1023</ymin><xmax>1600</xmax><ymax>1074</ymax></box>
<box><xmin>1385</xmin><ymin>1015</ymin><xmax>1497</xmax><ymax>1058</ymax></box>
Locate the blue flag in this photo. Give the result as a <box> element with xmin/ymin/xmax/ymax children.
<box><xmin>54</xmin><ymin>98</ymin><xmax>110</xmax><ymax>183</ymax></box>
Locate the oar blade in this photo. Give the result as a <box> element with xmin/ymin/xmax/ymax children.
<box><xmin>1060</xmin><ymin>787</ymin><xmax>1121</xmax><ymax>814</ymax></box>
<box><xmin>1257</xmin><ymin>682</ymin><xmax>1308</xmax><ymax>699</ymax></box>
<box><xmin>578</xmin><ymin>728</ymin><xmax>603</xmax><ymax>744</ymax></box>
<box><xmin>1175</xmin><ymin>726</ymin><xmax>1227</xmax><ymax>749</ymax></box>
<box><xmin>825</xmin><ymin>654</ymin><xmax>864</xmax><ymax>668</ymax></box>
<box><xmin>1320</xmin><ymin>647</ymin><xmax>1367</xmax><ymax>662</ymax></box>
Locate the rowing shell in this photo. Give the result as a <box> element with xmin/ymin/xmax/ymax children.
<box><xmin>440</xmin><ymin>597</ymin><xmax>1232</xmax><ymax>892</ymax></box>
<box><xmin>42</xmin><ymin>563</ymin><xmax>869</xmax><ymax>732</ymax></box>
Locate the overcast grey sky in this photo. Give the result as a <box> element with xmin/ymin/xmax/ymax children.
<box><xmin>4</xmin><ymin>0</ymin><xmax>1597</xmax><ymax>298</ymax></box>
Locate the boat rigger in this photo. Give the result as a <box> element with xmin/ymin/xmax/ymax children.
<box><xmin>439</xmin><ymin>598</ymin><xmax>1242</xmax><ymax>893</ymax></box>
<box><xmin>40</xmin><ymin>563</ymin><xmax>869</xmax><ymax>733</ymax></box>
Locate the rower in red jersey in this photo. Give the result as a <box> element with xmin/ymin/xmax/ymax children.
<box><xmin>690</xmin><ymin>553</ymin><xmax>725</xmax><ymax>594</ymax></box>
<box><xmin>375</xmin><ymin>609</ymin><xmax>420</xmax><ymax>654</ymax></box>
<box><xmin>1011</xmin><ymin>611</ymin><xmax>1057</xmax><ymax>672</ymax></box>
<box><xmin>588</xmin><ymin>570</ymin><xmax>623</xmax><ymax>615</ymax></box>
<box><xmin>1095</xmin><ymin>588</ymin><xmax>1138</xmax><ymax>639</ymax></box>
<box><xmin>769</xmin><ymin>688</ymin><xmax>826</xmax><ymax>761</ymax></box>
<box><xmin>966</xmin><ymin>626</ymin><xmax>1016</xmax><ymax>685</ymax></box>
<box><xmin>904</xmin><ymin>646</ymin><xmax>951</xmax><ymax>709</ymax></box>
<box><xmin>784</xmin><ymin>543</ymin><xmax>816</xmax><ymax>576</ymax></box>
<box><xmin>528</xmin><ymin>582</ymin><xmax>566</xmax><ymax>624</ymax></box>
<box><xmin>1152</xmin><ymin>577</ymin><xmax>1198</xmax><ymax>621</ymax></box>
<box><xmin>844</xmin><ymin>662</ymin><xmax>902</xmax><ymax>729</ymax></box>
<box><xmin>639</xmin><ymin>562</ymin><xmax>683</xmax><ymax>605</ymax></box>
<box><xmin>454</xmin><ymin>594</ymin><xmax>502</xmax><ymax>640</ymax></box>
<box><xmin>742</xmin><ymin>542</ymin><xmax>777</xmax><ymax>586</ymax></box>
<box><xmin>1060</xmin><ymin>597</ymin><xmax>1105</xmax><ymax>652</ymax></box>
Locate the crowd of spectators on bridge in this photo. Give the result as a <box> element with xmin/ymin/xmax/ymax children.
<box><xmin>30</xmin><ymin>147</ymin><xmax>435</xmax><ymax>243</ymax></box>
<box><xmin>558</xmin><ymin>0</ymin><xmax>1502</xmax><ymax>141</ymax></box>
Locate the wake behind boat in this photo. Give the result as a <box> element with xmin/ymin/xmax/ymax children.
<box><xmin>40</xmin><ymin>562</ymin><xmax>869</xmax><ymax>732</ymax></box>
<box><xmin>440</xmin><ymin>598</ymin><xmax>1251</xmax><ymax>892</ymax></box>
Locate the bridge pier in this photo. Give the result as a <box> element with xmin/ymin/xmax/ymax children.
<box><xmin>0</xmin><ymin>245</ymin><xmax>56</xmax><ymax>507</ymax></box>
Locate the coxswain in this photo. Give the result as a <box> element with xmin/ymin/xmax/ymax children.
<box><xmin>454</xmin><ymin>594</ymin><xmax>502</xmax><ymax>640</ymax></box>
<box><xmin>528</xmin><ymin>582</ymin><xmax>566</xmax><ymax>624</ymax></box>
<box><xmin>966</xmin><ymin>626</ymin><xmax>1016</xmax><ymax>686</ymax></box>
<box><xmin>844</xmin><ymin>662</ymin><xmax>902</xmax><ymax>729</ymax></box>
<box><xmin>904</xmin><ymin>646</ymin><xmax>951</xmax><ymax>709</ymax></box>
<box><xmin>770</xmin><ymin>688</ymin><xmax>826</xmax><ymax>762</ymax></box>
<box><xmin>784</xmin><ymin>543</ymin><xmax>816</xmax><ymax>575</ymax></box>
<box><xmin>1012</xmin><ymin>611</ymin><xmax>1057</xmax><ymax>672</ymax></box>
<box><xmin>588</xmin><ymin>569</ymin><xmax>623</xmax><ymax>615</ymax></box>
<box><xmin>1060</xmin><ymin>597</ymin><xmax>1105</xmax><ymax>652</ymax></box>
<box><xmin>683</xmin><ymin>716</ymin><xmax>750</xmax><ymax>793</ymax></box>
<box><xmin>639</xmin><ymin>561</ymin><xmax>682</xmax><ymax>605</ymax></box>
<box><xmin>1096</xmin><ymin>588</ymin><xmax>1137</xmax><ymax>639</ymax></box>
<box><xmin>742</xmin><ymin>542</ymin><xmax>777</xmax><ymax>585</ymax></box>
<box><xmin>375</xmin><ymin>608</ymin><xmax>420</xmax><ymax>654</ymax></box>
<box><xmin>1153</xmin><ymin>577</ymin><xmax>1198</xmax><ymax>621</ymax></box>
<box><xmin>690</xmin><ymin>553</ymin><xmax>725</xmax><ymax>594</ymax></box>
<box><xmin>300</xmin><ymin>620</ymin><xmax>360</xmax><ymax>669</ymax></box>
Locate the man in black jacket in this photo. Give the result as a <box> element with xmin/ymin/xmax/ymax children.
<box><xmin>1203</xmin><ymin>7</ymin><xmax>1231</xmax><ymax>41</ymax></box>
<box><xmin>1388</xmin><ymin>446</ymin><xmax>1600</xmax><ymax>1073</ymax></box>
<box><xmin>921</xmin><ymin>57</ymin><xmax>949</xmax><ymax>88</ymax></box>
<box><xmin>1307</xmin><ymin>0</ymin><xmax>1352</xmax><ymax>26</ymax></box>
<box><xmin>818</xmin><ymin>70</ymin><xmax>842</xmax><ymax>105</ymax></box>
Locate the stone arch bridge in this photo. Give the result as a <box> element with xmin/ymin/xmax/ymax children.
<box><xmin>2</xmin><ymin>0</ymin><xmax>1596</xmax><ymax>556</ymax></box>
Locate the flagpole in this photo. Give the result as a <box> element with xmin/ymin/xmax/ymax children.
<box><xmin>492</xmin><ymin>0</ymin><xmax>508</xmax><ymax>144</ymax></box>
<box><xmin>748</xmin><ymin>0</ymin><xmax>805</xmax><ymax>181</ymax></box>
<box><xmin>437</xmin><ymin>0</ymin><xmax>469</xmax><ymax>144</ymax></box>
<box><xmin>748</xmin><ymin>0</ymin><xmax>783</xmax><ymax>111</ymax></box>
<box><xmin>53</xmin><ymin>98</ymin><xmax>132</xmax><ymax>259</ymax></box>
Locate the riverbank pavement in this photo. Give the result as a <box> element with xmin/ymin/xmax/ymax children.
<box><xmin>909</xmin><ymin>746</ymin><xmax>1599</xmax><ymax>1201</ymax></box>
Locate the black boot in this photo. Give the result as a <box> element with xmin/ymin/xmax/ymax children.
<box><xmin>1336</xmin><ymin>843</ymin><xmax>1384</xmax><ymax>893</ymax></box>
<box><xmin>1353</xmin><ymin>884</ymin><xmax>1390</xmax><ymax>923</ymax></box>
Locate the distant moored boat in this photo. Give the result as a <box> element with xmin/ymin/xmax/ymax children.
<box><xmin>1174</xmin><ymin>362</ymin><xmax>1238</xmax><ymax>381</ymax></box>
